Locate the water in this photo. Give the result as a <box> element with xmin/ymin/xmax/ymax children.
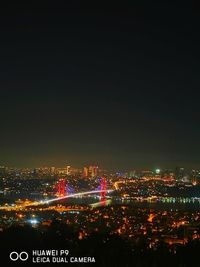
<box><xmin>1</xmin><ymin>193</ymin><xmax>200</xmax><ymax>211</ymax></box>
<box><xmin>56</xmin><ymin>196</ymin><xmax>200</xmax><ymax>210</ymax></box>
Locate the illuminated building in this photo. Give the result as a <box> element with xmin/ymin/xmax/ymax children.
<box><xmin>129</xmin><ymin>170</ymin><xmax>136</xmax><ymax>178</ymax></box>
<box><xmin>89</xmin><ymin>166</ymin><xmax>98</xmax><ymax>177</ymax></box>
<box><xmin>93</xmin><ymin>166</ymin><xmax>98</xmax><ymax>177</ymax></box>
<box><xmin>83</xmin><ymin>166</ymin><xmax>98</xmax><ymax>177</ymax></box>
<box><xmin>66</xmin><ymin>165</ymin><xmax>71</xmax><ymax>175</ymax></box>
<box><xmin>50</xmin><ymin>167</ymin><xmax>56</xmax><ymax>174</ymax></box>
<box><xmin>83</xmin><ymin>167</ymin><xmax>88</xmax><ymax>177</ymax></box>
<box><xmin>57</xmin><ymin>167</ymin><xmax>71</xmax><ymax>175</ymax></box>
<box><xmin>155</xmin><ymin>169</ymin><xmax>161</xmax><ymax>174</ymax></box>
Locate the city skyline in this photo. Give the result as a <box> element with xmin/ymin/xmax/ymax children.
<box><xmin>0</xmin><ymin>163</ymin><xmax>199</xmax><ymax>175</ymax></box>
<box><xmin>1</xmin><ymin>2</ymin><xmax>200</xmax><ymax>267</ymax></box>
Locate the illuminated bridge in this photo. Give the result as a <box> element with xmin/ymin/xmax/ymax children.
<box><xmin>41</xmin><ymin>189</ymin><xmax>113</xmax><ymax>205</ymax></box>
<box><xmin>0</xmin><ymin>189</ymin><xmax>113</xmax><ymax>211</ymax></box>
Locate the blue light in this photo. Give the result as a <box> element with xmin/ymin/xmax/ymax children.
<box><xmin>29</xmin><ymin>219</ymin><xmax>39</xmax><ymax>225</ymax></box>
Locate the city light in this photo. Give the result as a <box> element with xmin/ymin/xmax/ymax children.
<box><xmin>155</xmin><ymin>169</ymin><xmax>161</xmax><ymax>174</ymax></box>
<box><xmin>28</xmin><ymin>219</ymin><xmax>39</xmax><ymax>225</ymax></box>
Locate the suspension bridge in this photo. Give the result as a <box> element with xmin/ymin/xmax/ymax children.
<box><xmin>0</xmin><ymin>177</ymin><xmax>113</xmax><ymax>210</ymax></box>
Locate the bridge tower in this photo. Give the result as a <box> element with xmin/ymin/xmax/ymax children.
<box><xmin>57</xmin><ymin>178</ymin><xmax>66</xmax><ymax>197</ymax></box>
<box><xmin>100</xmin><ymin>177</ymin><xmax>107</xmax><ymax>200</ymax></box>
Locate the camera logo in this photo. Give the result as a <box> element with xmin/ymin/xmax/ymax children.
<box><xmin>9</xmin><ymin>251</ymin><xmax>29</xmax><ymax>261</ymax></box>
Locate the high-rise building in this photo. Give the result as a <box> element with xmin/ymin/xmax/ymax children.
<box><xmin>129</xmin><ymin>170</ymin><xmax>136</xmax><ymax>178</ymax></box>
<box><xmin>83</xmin><ymin>167</ymin><xmax>89</xmax><ymax>177</ymax></box>
<box><xmin>89</xmin><ymin>166</ymin><xmax>98</xmax><ymax>177</ymax></box>
<box><xmin>83</xmin><ymin>166</ymin><xmax>98</xmax><ymax>177</ymax></box>
<box><xmin>66</xmin><ymin>165</ymin><xmax>71</xmax><ymax>175</ymax></box>
<box><xmin>93</xmin><ymin>166</ymin><xmax>98</xmax><ymax>177</ymax></box>
<box><xmin>50</xmin><ymin>167</ymin><xmax>56</xmax><ymax>174</ymax></box>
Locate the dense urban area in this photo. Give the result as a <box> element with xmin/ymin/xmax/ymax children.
<box><xmin>0</xmin><ymin>165</ymin><xmax>200</xmax><ymax>266</ymax></box>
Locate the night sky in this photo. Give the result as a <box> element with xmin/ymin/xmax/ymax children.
<box><xmin>0</xmin><ymin>2</ymin><xmax>200</xmax><ymax>170</ymax></box>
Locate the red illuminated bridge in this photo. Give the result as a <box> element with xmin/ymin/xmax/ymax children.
<box><xmin>41</xmin><ymin>189</ymin><xmax>113</xmax><ymax>205</ymax></box>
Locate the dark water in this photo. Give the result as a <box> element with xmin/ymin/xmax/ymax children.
<box><xmin>56</xmin><ymin>196</ymin><xmax>200</xmax><ymax>211</ymax></box>
<box><xmin>1</xmin><ymin>193</ymin><xmax>200</xmax><ymax>210</ymax></box>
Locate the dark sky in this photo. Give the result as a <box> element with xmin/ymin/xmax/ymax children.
<box><xmin>0</xmin><ymin>2</ymin><xmax>200</xmax><ymax>170</ymax></box>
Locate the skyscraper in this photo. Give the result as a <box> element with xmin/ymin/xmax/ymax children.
<box><xmin>66</xmin><ymin>165</ymin><xmax>71</xmax><ymax>175</ymax></box>
<box><xmin>83</xmin><ymin>167</ymin><xmax>89</xmax><ymax>177</ymax></box>
<box><xmin>89</xmin><ymin>166</ymin><xmax>98</xmax><ymax>177</ymax></box>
